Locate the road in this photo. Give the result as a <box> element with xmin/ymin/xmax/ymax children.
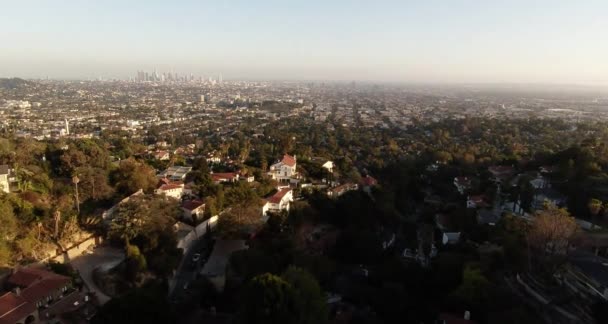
<box><xmin>70</xmin><ymin>246</ymin><xmax>125</xmax><ymax>305</ymax></box>
<box><xmin>169</xmin><ymin>236</ymin><xmax>213</xmax><ymax>302</ymax></box>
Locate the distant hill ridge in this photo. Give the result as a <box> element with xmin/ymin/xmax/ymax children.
<box><xmin>0</xmin><ymin>77</ymin><xmax>33</xmax><ymax>89</ymax></box>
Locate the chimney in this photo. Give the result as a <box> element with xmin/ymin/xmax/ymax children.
<box><xmin>464</xmin><ymin>310</ymin><xmax>471</xmax><ymax>320</ymax></box>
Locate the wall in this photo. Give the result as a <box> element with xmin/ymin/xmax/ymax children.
<box><xmin>178</xmin><ymin>216</ymin><xmax>219</xmax><ymax>255</ymax></box>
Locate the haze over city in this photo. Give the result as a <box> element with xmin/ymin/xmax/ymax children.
<box><xmin>2</xmin><ymin>0</ymin><xmax>608</xmax><ymax>84</ymax></box>
<box><xmin>5</xmin><ymin>1</ymin><xmax>608</xmax><ymax>324</ymax></box>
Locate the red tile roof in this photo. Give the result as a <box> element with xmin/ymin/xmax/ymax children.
<box><xmin>1</xmin><ymin>268</ymin><xmax>71</xmax><ymax>324</ymax></box>
<box><xmin>211</xmin><ymin>172</ymin><xmax>238</xmax><ymax>182</ymax></box>
<box><xmin>21</xmin><ymin>276</ymin><xmax>70</xmax><ymax>303</ymax></box>
<box><xmin>0</xmin><ymin>292</ymin><xmax>34</xmax><ymax>324</ymax></box>
<box><xmin>267</xmin><ymin>188</ymin><xmax>292</xmax><ymax>204</ymax></box>
<box><xmin>7</xmin><ymin>270</ymin><xmax>40</xmax><ymax>288</ymax></box>
<box><xmin>281</xmin><ymin>154</ymin><xmax>296</xmax><ymax>167</ymax></box>
<box><xmin>181</xmin><ymin>200</ymin><xmax>205</xmax><ymax>211</ymax></box>
<box><xmin>361</xmin><ymin>175</ymin><xmax>377</xmax><ymax>187</ymax></box>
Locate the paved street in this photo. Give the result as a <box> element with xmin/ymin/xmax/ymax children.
<box><xmin>70</xmin><ymin>246</ymin><xmax>124</xmax><ymax>305</ymax></box>
<box><xmin>169</xmin><ymin>236</ymin><xmax>213</xmax><ymax>301</ymax></box>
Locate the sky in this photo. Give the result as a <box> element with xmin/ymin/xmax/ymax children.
<box><xmin>1</xmin><ymin>0</ymin><xmax>607</xmax><ymax>84</ymax></box>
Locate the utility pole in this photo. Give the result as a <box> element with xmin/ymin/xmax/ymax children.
<box><xmin>53</xmin><ymin>210</ymin><xmax>61</xmax><ymax>239</ymax></box>
<box><xmin>73</xmin><ymin>175</ymin><xmax>80</xmax><ymax>214</ymax></box>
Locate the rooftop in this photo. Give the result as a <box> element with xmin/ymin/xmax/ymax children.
<box><xmin>267</xmin><ymin>188</ymin><xmax>291</xmax><ymax>204</ymax></box>
<box><xmin>281</xmin><ymin>154</ymin><xmax>296</xmax><ymax>167</ymax></box>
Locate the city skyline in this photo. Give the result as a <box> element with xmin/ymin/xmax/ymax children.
<box><xmin>1</xmin><ymin>0</ymin><xmax>608</xmax><ymax>85</ymax></box>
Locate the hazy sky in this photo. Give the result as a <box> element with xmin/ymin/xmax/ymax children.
<box><xmin>1</xmin><ymin>0</ymin><xmax>607</xmax><ymax>83</ymax></box>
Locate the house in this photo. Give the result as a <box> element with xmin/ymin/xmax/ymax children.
<box><xmin>155</xmin><ymin>181</ymin><xmax>186</xmax><ymax>199</ymax></box>
<box><xmin>267</xmin><ymin>154</ymin><xmax>298</xmax><ymax>182</ymax></box>
<box><xmin>321</xmin><ymin>161</ymin><xmax>334</xmax><ymax>173</ymax></box>
<box><xmin>158</xmin><ymin>166</ymin><xmax>192</xmax><ymax>181</ymax></box>
<box><xmin>181</xmin><ymin>200</ymin><xmax>205</xmax><ymax>222</ymax></box>
<box><xmin>0</xmin><ymin>267</ymin><xmax>72</xmax><ymax>324</ymax></box>
<box><xmin>263</xmin><ymin>188</ymin><xmax>293</xmax><ymax>215</ymax></box>
<box><xmin>153</xmin><ymin>150</ymin><xmax>170</xmax><ymax>161</ymax></box>
<box><xmin>360</xmin><ymin>175</ymin><xmax>377</xmax><ymax>193</ymax></box>
<box><xmin>488</xmin><ymin>165</ymin><xmax>514</xmax><ymax>183</ymax></box>
<box><xmin>210</xmin><ymin>172</ymin><xmax>239</xmax><ymax>184</ymax></box>
<box><xmin>309</xmin><ymin>157</ymin><xmax>334</xmax><ymax>174</ymax></box>
<box><xmin>453</xmin><ymin>177</ymin><xmax>471</xmax><ymax>194</ymax></box>
<box><xmin>529</xmin><ymin>175</ymin><xmax>550</xmax><ymax>190</ymax></box>
<box><xmin>327</xmin><ymin>183</ymin><xmax>358</xmax><ymax>198</ymax></box>
<box><xmin>466</xmin><ymin>195</ymin><xmax>489</xmax><ymax>209</ymax></box>
<box><xmin>442</xmin><ymin>232</ymin><xmax>461</xmax><ymax>245</ymax></box>
<box><xmin>532</xmin><ymin>188</ymin><xmax>566</xmax><ymax>210</ymax></box>
<box><xmin>0</xmin><ymin>165</ymin><xmax>9</xmax><ymax>193</ymax></box>
<box><xmin>239</xmin><ymin>174</ymin><xmax>255</xmax><ymax>183</ymax></box>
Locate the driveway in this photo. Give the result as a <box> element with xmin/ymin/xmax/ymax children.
<box><xmin>70</xmin><ymin>246</ymin><xmax>125</xmax><ymax>305</ymax></box>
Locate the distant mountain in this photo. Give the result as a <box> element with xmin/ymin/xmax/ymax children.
<box><xmin>0</xmin><ymin>78</ymin><xmax>33</xmax><ymax>89</ymax></box>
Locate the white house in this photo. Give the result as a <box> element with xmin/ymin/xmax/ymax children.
<box><xmin>442</xmin><ymin>232</ymin><xmax>461</xmax><ymax>245</ymax></box>
<box><xmin>321</xmin><ymin>161</ymin><xmax>334</xmax><ymax>173</ymax></box>
<box><xmin>155</xmin><ymin>182</ymin><xmax>186</xmax><ymax>199</ymax></box>
<box><xmin>0</xmin><ymin>165</ymin><xmax>9</xmax><ymax>193</ymax></box>
<box><xmin>268</xmin><ymin>154</ymin><xmax>298</xmax><ymax>182</ymax></box>
<box><xmin>211</xmin><ymin>172</ymin><xmax>239</xmax><ymax>184</ymax></box>
<box><xmin>263</xmin><ymin>188</ymin><xmax>293</xmax><ymax>215</ymax></box>
<box><xmin>181</xmin><ymin>200</ymin><xmax>206</xmax><ymax>222</ymax></box>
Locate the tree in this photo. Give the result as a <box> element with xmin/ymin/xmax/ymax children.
<box><xmin>0</xmin><ymin>199</ymin><xmax>18</xmax><ymax>241</ymax></box>
<box><xmin>235</xmin><ymin>273</ymin><xmax>297</xmax><ymax>324</ymax></box>
<box><xmin>451</xmin><ymin>264</ymin><xmax>492</xmax><ymax>308</ymax></box>
<box><xmin>111</xmin><ymin>158</ymin><xmax>157</xmax><ymax>195</ymax></box>
<box><xmin>281</xmin><ymin>267</ymin><xmax>328</xmax><ymax>324</ymax></box>
<box><xmin>74</xmin><ymin>166</ymin><xmax>114</xmax><ymax>202</ymax></box>
<box><xmin>528</xmin><ymin>204</ymin><xmax>579</xmax><ymax>274</ymax></box>
<box><xmin>215</xmin><ymin>202</ymin><xmax>264</xmax><ymax>239</ymax></box>
<box><xmin>109</xmin><ymin>200</ymin><xmax>145</xmax><ymax>246</ymax></box>
<box><xmin>588</xmin><ymin>198</ymin><xmax>603</xmax><ymax>222</ymax></box>
<box><xmin>109</xmin><ymin>195</ymin><xmax>181</xmax><ymax>277</ymax></box>
<box><xmin>92</xmin><ymin>280</ymin><xmax>174</xmax><ymax>324</ymax></box>
<box><xmin>125</xmin><ymin>243</ymin><xmax>147</xmax><ymax>281</ymax></box>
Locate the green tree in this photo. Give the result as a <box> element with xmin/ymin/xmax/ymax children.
<box><xmin>588</xmin><ymin>198</ymin><xmax>603</xmax><ymax>221</ymax></box>
<box><xmin>451</xmin><ymin>264</ymin><xmax>491</xmax><ymax>308</ymax></box>
<box><xmin>111</xmin><ymin>158</ymin><xmax>157</xmax><ymax>195</ymax></box>
<box><xmin>281</xmin><ymin>267</ymin><xmax>328</xmax><ymax>324</ymax></box>
<box><xmin>235</xmin><ymin>273</ymin><xmax>297</xmax><ymax>324</ymax></box>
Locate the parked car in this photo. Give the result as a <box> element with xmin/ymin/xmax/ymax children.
<box><xmin>192</xmin><ymin>253</ymin><xmax>201</xmax><ymax>262</ymax></box>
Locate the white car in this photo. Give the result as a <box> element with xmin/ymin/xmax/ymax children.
<box><xmin>192</xmin><ymin>253</ymin><xmax>201</xmax><ymax>262</ymax></box>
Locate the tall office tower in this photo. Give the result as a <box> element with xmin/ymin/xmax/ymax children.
<box><xmin>64</xmin><ymin>119</ymin><xmax>70</xmax><ymax>135</ymax></box>
<box><xmin>200</xmin><ymin>95</ymin><xmax>205</xmax><ymax>103</ymax></box>
<box><xmin>145</xmin><ymin>72</ymin><xmax>149</xmax><ymax>81</ymax></box>
<box><xmin>219</xmin><ymin>73</ymin><xmax>223</xmax><ymax>83</ymax></box>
